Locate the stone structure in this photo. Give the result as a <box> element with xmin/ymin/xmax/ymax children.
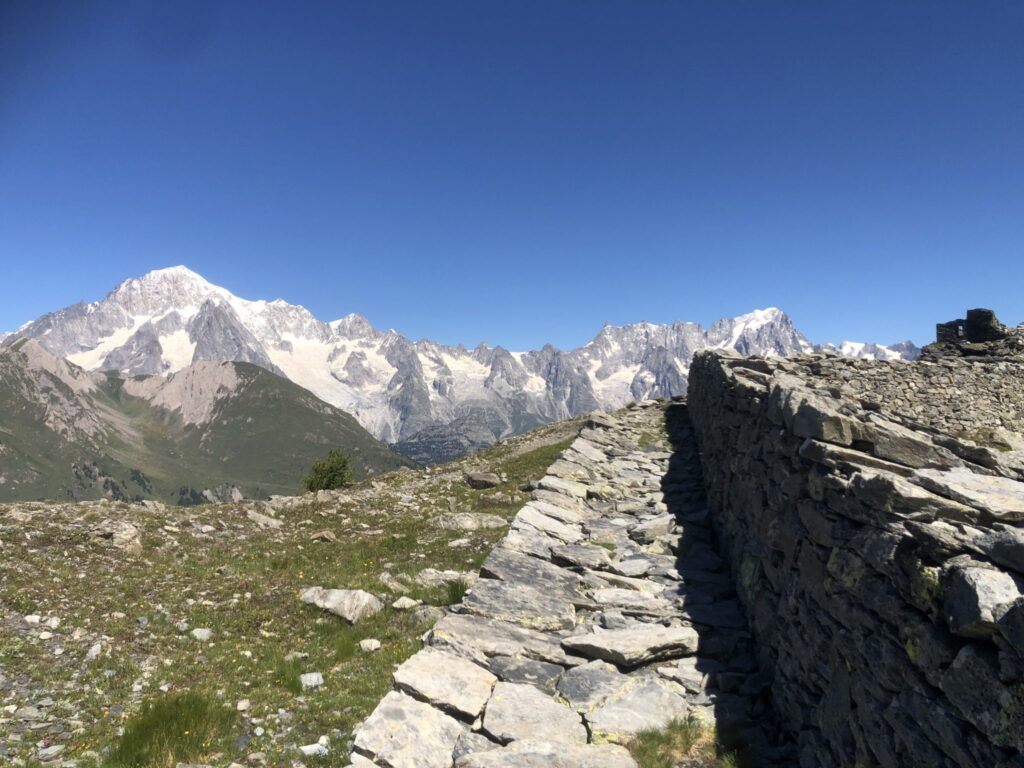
<box><xmin>348</xmin><ymin>310</ymin><xmax>1024</xmax><ymax>768</ymax></box>
<box><xmin>687</xmin><ymin>350</ymin><xmax>1024</xmax><ymax>767</ymax></box>
<box><xmin>923</xmin><ymin>308</ymin><xmax>1024</xmax><ymax>361</ymax></box>
<box><xmin>348</xmin><ymin>402</ymin><xmax>793</xmax><ymax>767</ymax></box>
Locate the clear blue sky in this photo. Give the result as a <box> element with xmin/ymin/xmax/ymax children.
<box><xmin>2</xmin><ymin>2</ymin><xmax>1023</xmax><ymax>349</ymax></box>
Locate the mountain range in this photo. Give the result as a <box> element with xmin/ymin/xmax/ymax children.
<box><xmin>3</xmin><ymin>266</ymin><xmax>919</xmax><ymax>467</ymax></box>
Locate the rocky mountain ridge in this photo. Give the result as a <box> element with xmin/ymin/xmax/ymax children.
<box><xmin>4</xmin><ymin>267</ymin><xmax>920</xmax><ymax>462</ymax></box>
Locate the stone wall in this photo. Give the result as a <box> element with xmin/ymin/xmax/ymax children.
<box><xmin>783</xmin><ymin>355</ymin><xmax>1024</xmax><ymax>439</ymax></box>
<box><xmin>688</xmin><ymin>351</ymin><xmax>1024</xmax><ymax>768</ymax></box>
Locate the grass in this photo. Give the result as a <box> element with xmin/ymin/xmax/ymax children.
<box><xmin>0</xmin><ymin>415</ymin><xmax>583</xmax><ymax>767</ymax></box>
<box><xmin>273</xmin><ymin>654</ymin><xmax>306</xmax><ymax>694</ymax></box>
<box><xmin>447</xmin><ymin>578</ymin><xmax>470</xmax><ymax>605</ymax></box>
<box><xmin>628</xmin><ymin>716</ymin><xmax>740</xmax><ymax>768</ymax></box>
<box><xmin>104</xmin><ymin>692</ymin><xmax>238</xmax><ymax>768</ymax></box>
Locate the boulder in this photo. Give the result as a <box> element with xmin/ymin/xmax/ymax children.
<box><xmin>300</xmin><ymin>587</ymin><xmax>382</xmax><ymax>624</ymax></box>
<box><xmin>466</xmin><ymin>471</ymin><xmax>501</xmax><ymax>489</ymax></box>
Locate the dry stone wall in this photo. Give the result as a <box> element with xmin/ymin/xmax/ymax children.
<box><xmin>784</xmin><ymin>355</ymin><xmax>1024</xmax><ymax>439</ymax></box>
<box><xmin>688</xmin><ymin>350</ymin><xmax>1024</xmax><ymax>768</ymax></box>
<box><xmin>347</xmin><ymin>401</ymin><xmax>794</xmax><ymax>767</ymax></box>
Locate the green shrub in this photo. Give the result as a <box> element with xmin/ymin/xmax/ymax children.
<box><xmin>302</xmin><ymin>448</ymin><xmax>353</xmax><ymax>492</ymax></box>
<box><xmin>105</xmin><ymin>691</ymin><xmax>237</xmax><ymax>768</ymax></box>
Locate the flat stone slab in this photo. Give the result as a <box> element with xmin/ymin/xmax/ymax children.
<box><xmin>555</xmin><ymin>660</ymin><xmax>634</xmax><ymax>712</ymax></box>
<box><xmin>481</xmin><ymin>682</ymin><xmax>587</xmax><ymax>745</ymax></box>
<box><xmin>353</xmin><ymin>690</ymin><xmax>465</xmax><ymax>767</ymax></box>
<box><xmin>488</xmin><ymin>655</ymin><xmax>564</xmax><ymax>694</ymax></box>
<box><xmin>393</xmin><ymin>647</ymin><xmax>497</xmax><ymax>720</ymax></box>
<box><xmin>537</xmin><ymin>476</ymin><xmax>589</xmax><ymax>498</ymax></box>
<box><xmin>428</xmin><ymin>614</ymin><xmax>574</xmax><ymax>666</ymax></box>
<box><xmin>455</xmin><ymin>740</ymin><xmax>637</xmax><ymax>767</ymax></box>
<box><xmin>480</xmin><ymin>547</ymin><xmax>584</xmax><ymax>597</ymax></box>
<box><xmin>588</xmin><ymin>588</ymin><xmax>673</xmax><ymax>615</ymax></box>
<box><xmin>562</xmin><ymin>625</ymin><xmax>700</xmax><ymax>666</ymax></box>
<box><xmin>913</xmin><ymin>468</ymin><xmax>1024</xmax><ymax>521</ymax></box>
<box><xmin>461</xmin><ymin>578</ymin><xmax>576</xmax><ymax>631</ymax></box>
<box><xmin>513</xmin><ymin>507</ymin><xmax>583</xmax><ymax>544</ymax></box>
<box><xmin>300</xmin><ymin>587</ymin><xmax>382</xmax><ymax>624</ymax></box>
<box><xmin>585</xmin><ymin>678</ymin><xmax>689</xmax><ymax>743</ymax></box>
<box><xmin>552</xmin><ymin>543</ymin><xmax>613</xmax><ymax>570</ymax></box>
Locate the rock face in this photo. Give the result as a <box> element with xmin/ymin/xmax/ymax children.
<box><xmin>688</xmin><ymin>349</ymin><xmax>1024</xmax><ymax>766</ymax></box>
<box><xmin>349</xmin><ymin>401</ymin><xmax>793</xmax><ymax>766</ymax></box>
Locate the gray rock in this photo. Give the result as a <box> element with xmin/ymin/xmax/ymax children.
<box><xmin>555</xmin><ymin>660</ymin><xmax>633</xmax><ymax>712</ymax></box>
<box><xmin>454</xmin><ymin>740</ymin><xmax>638</xmax><ymax>767</ymax></box>
<box><xmin>353</xmin><ymin>690</ymin><xmax>465</xmax><ymax>766</ymax></box>
<box><xmin>487</xmin><ymin>655</ymin><xmax>564</xmax><ymax>694</ymax></box>
<box><xmin>585</xmin><ymin>678</ymin><xmax>689</xmax><ymax>743</ymax></box>
<box><xmin>461</xmin><ymin>579</ymin><xmax>576</xmax><ymax>631</ymax></box>
<box><xmin>428</xmin><ymin>614</ymin><xmax>574</xmax><ymax>666</ymax></box>
<box><xmin>913</xmin><ymin>468</ymin><xmax>1024</xmax><ymax>522</ymax></box>
<box><xmin>480</xmin><ymin>547</ymin><xmax>584</xmax><ymax>597</ymax></box>
<box><xmin>944</xmin><ymin>566</ymin><xmax>1023</xmax><ymax>638</ymax></box>
<box><xmin>393</xmin><ymin>648</ymin><xmax>497</xmax><ymax>720</ymax></box>
<box><xmin>300</xmin><ymin>587</ymin><xmax>382</xmax><ymax>624</ymax></box>
<box><xmin>537</xmin><ymin>477</ymin><xmax>589</xmax><ymax>499</ymax></box>
<box><xmin>466</xmin><ymin>471</ymin><xmax>502</xmax><ymax>489</ymax></box>
<box><xmin>551</xmin><ymin>544</ymin><xmax>613</xmax><ymax>570</ymax></box>
<box><xmin>562</xmin><ymin>625</ymin><xmax>699</xmax><ymax>666</ymax></box>
<box><xmin>481</xmin><ymin>682</ymin><xmax>587</xmax><ymax>745</ymax></box>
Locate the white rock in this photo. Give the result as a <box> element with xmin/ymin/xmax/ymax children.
<box><xmin>191</xmin><ymin>628</ymin><xmax>213</xmax><ymax>642</ymax></box>
<box><xmin>300</xmin><ymin>672</ymin><xmax>324</xmax><ymax>690</ymax></box>
<box><xmin>392</xmin><ymin>596</ymin><xmax>421</xmax><ymax>610</ymax></box>
<box><xmin>300</xmin><ymin>587</ymin><xmax>382</xmax><ymax>624</ymax></box>
<box><xmin>236</xmin><ymin>699</ymin><xmax>251</xmax><ymax>712</ymax></box>
<box><xmin>359</xmin><ymin>639</ymin><xmax>382</xmax><ymax>652</ymax></box>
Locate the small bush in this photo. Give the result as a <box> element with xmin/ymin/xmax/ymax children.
<box><xmin>106</xmin><ymin>691</ymin><xmax>237</xmax><ymax>768</ymax></box>
<box><xmin>302</xmin><ymin>448</ymin><xmax>353</xmax><ymax>492</ymax></box>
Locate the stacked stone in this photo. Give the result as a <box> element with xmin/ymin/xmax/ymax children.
<box><xmin>348</xmin><ymin>401</ymin><xmax>792</xmax><ymax>767</ymax></box>
<box><xmin>688</xmin><ymin>351</ymin><xmax>1024</xmax><ymax>768</ymax></box>
<box><xmin>782</xmin><ymin>354</ymin><xmax>1024</xmax><ymax>441</ymax></box>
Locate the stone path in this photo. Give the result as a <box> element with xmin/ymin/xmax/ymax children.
<box><xmin>348</xmin><ymin>401</ymin><xmax>793</xmax><ymax>767</ymax></box>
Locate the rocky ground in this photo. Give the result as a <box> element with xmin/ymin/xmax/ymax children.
<box><xmin>0</xmin><ymin>417</ymin><xmax>582</xmax><ymax>767</ymax></box>
<box><xmin>348</xmin><ymin>401</ymin><xmax>794</xmax><ymax>767</ymax></box>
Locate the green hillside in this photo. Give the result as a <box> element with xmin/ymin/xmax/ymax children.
<box><xmin>0</xmin><ymin>343</ymin><xmax>414</xmax><ymax>503</ymax></box>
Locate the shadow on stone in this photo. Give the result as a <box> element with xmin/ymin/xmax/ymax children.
<box><xmin>662</xmin><ymin>400</ymin><xmax>795</xmax><ymax>766</ymax></box>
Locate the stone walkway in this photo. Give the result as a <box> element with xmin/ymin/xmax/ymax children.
<box><xmin>348</xmin><ymin>401</ymin><xmax>793</xmax><ymax>767</ymax></box>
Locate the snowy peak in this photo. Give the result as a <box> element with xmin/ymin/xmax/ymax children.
<box><xmin>814</xmin><ymin>340</ymin><xmax>921</xmax><ymax>361</ymax></box>
<box><xmin>6</xmin><ymin>266</ymin><xmax>920</xmax><ymax>461</ymax></box>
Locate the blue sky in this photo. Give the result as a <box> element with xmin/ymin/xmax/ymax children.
<box><xmin>2</xmin><ymin>1</ymin><xmax>1023</xmax><ymax>349</ymax></box>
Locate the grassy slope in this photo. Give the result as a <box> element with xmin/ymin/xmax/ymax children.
<box><xmin>0</xmin><ymin>355</ymin><xmax>414</xmax><ymax>503</ymax></box>
<box><xmin>0</xmin><ymin>417</ymin><xmax>581</xmax><ymax>767</ymax></box>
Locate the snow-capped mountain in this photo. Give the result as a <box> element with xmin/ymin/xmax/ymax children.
<box><xmin>814</xmin><ymin>340</ymin><xmax>920</xmax><ymax>361</ymax></box>
<box><xmin>4</xmin><ymin>266</ymin><xmax>909</xmax><ymax>461</ymax></box>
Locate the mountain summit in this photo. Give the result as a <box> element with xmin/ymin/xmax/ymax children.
<box><xmin>6</xmin><ymin>267</ymin><xmax>917</xmax><ymax>461</ymax></box>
